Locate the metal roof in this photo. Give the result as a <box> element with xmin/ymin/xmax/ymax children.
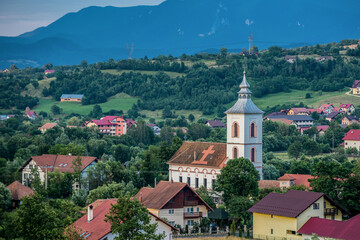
<box><xmin>60</xmin><ymin>94</ymin><xmax>84</xmax><ymax>99</ymax></box>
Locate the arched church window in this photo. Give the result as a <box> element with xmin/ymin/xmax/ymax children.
<box><xmin>251</xmin><ymin>147</ymin><xmax>256</xmax><ymax>162</ymax></box>
<box><xmin>233</xmin><ymin>147</ymin><xmax>238</xmax><ymax>159</ymax></box>
<box><xmin>232</xmin><ymin>122</ymin><xmax>239</xmax><ymax>138</ymax></box>
<box><xmin>250</xmin><ymin>122</ymin><xmax>257</xmax><ymax>138</ymax></box>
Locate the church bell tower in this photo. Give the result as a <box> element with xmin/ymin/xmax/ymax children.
<box><xmin>225</xmin><ymin>71</ymin><xmax>263</xmax><ymax>177</ymax></box>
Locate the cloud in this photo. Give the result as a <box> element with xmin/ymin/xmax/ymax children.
<box><xmin>198</xmin><ymin>33</ymin><xmax>205</xmax><ymax>37</ymax></box>
<box><xmin>245</xmin><ymin>18</ymin><xmax>254</xmax><ymax>26</ymax></box>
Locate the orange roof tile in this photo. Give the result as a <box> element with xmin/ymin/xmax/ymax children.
<box><xmin>39</xmin><ymin>123</ymin><xmax>58</xmax><ymax>130</ymax></box>
<box><xmin>7</xmin><ymin>181</ymin><xmax>34</xmax><ymax>201</ymax></box>
<box><xmin>258</xmin><ymin>180</ymin><xmax>280</xmax><ymax>189</ymax></box>
<box><xmin>278</xmin><ymin>174</ymin><xmax>314</xmax><ymax>188</ymax></box>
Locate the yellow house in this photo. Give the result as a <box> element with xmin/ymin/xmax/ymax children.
<box><xmin>248</xmin><ymin>190</ymin><xmax>349</xmax><ymax>240</ymax></box>
<box><xmin>351</xmin><ymin>80</ymin><xmax>360</xmax><ymax>94</ymax></box>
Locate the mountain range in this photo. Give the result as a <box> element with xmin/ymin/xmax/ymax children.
<box><xmin>1</xmin><ymin>0</ymin><xmax>360</xmax><ymax>68</ymax></box>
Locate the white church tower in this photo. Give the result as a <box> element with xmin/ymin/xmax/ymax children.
<box><xmin>225</xmin><ymin>71</ymin><xmax>263</xmax><ymax>177</ymax></box>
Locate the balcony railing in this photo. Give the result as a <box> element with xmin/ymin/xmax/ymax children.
<box><xmin>324</xmin><ymin>208</ymin><xmax>338</xmax><ymax>215</ymax></box>
<box><xmin>184</xmin><ymin>212</ymin><xmax>202</xmax><ymax>218</ymax></box>
<box><xmin>184</xmin><ymin>200</ymin><xmax>198</xmax><ymax>206</ymax></box>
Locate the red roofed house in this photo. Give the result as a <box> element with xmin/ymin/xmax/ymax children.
<box><xmin>39</xmin><ymin>122</ymin><xmax>58</xmax><ymax>133</ymax></box>
<box><xmin>134</xmin><ymin>181</ymin><xmax>213</xmax><ymax>228</ymax></box>
<box><xmin>340</xmin><ymin>104</ymin><xmax>355</xmax><ymax>114</ymax></box>
<box><xmin>248</xmin><ymin>190</ymin><xmax>349</xmax><ymax>240</ymax></box>
<box><xmin>341</xmin><ymin>115</ymin><xmax>359</xmax><ymax>126</ymax></box>
<box><xmin>298</xmin><ymin>214</ymin><xmax>360</xmax><ymax>240</ymax></box>
<box><xmin>206</xmin><ymin>120</ymin><xmax>226</xmax><ymax>128</ymax></box>
<box><xmin>19</xmin><ymin>154</ymin><xmax>99</xmax><ymax>190</ymax></box>
<box><xmin>342</xmin><ymin>129</ymin><xmax>360</xmax><ymax>150</ymax></box>
<box><xmin>73</xmin><ymin>199</ymin><xmax>178</xmax><ymax>240</ymax></box>
<box><xmin>7</xmin><ymin>181</ymin><xmax>34</xmax><ymax>208</ymax></box>
<box><xmin>287</xmin><ymin>108</ymin><xmax>309</xmax><ymax>115</ymax></box>
<box><xmin>277</xmin><ymin>174</ymin><xmax>314</xmax><ymax>190</ymax></box>
<box><xmin>316</xmin><ymin>125</ymin><xmax>329</xmax><ymax>136</ymax></box>
<box><xmin>319</xmin><ymin>104</ymin><xmax>334</xmax><ymax>114</ymax></box>
<box><xmin>85</xmin><ymin>116</ymin><xmax>127</xmax><ymax>136</ymax></box>
<box><xmin>44</xmin><ymin>70</ymin><xmax>55</xmax><ymax>75</ymax></box>
<box><xmin>351</xmin><ymin>80</ymin><xmax>360</xmax><ymax>95</ymax></box>
<box><xmin>25</xmin><ymin>111</ymin><xmax>38</xmax><ymax>120</ymax></box>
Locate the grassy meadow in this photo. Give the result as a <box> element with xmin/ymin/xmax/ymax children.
<box><xmin>21</xmin><ymin>77</ymin><xmax>56</xmax><ymax>98</ymax></box>
<box><xmin>101</xmin><ymin>69</ymin><xmax>185</xmax><ymax>78</ymax></box>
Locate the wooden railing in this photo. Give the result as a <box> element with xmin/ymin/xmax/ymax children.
<box><xmin>184</xmin><ymin>212</ymin><xmax>202</xmax><ymax>218</ymax></box>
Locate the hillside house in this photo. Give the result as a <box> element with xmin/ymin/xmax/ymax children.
<box><xmin>73</xmin><ymin>199</ymin><xmax>178</xmax><ymax>240</ymax></box>
<box><xmin>44</xmin><ymin>70</ymin><xmax>55</xmax><ymax>75</ymax></box>
<box><xmin>319</xmin><ymin>104</ymin><xmax>334</xmax><ymax>114</ymax></box>
<box><xmin>6</xmin><ymin>181</ymin><xmax>34</xmax><ymax>208</ymax></box>
<box><xmin>125</xmin><ymin>118</ymin><xmax>137</xmax><ymax>129</ymax></box>
<box><xmin>277</xmin><ymin>174</ymin><xmax>314</xmax><ymax>190</ymax></box>
<box><xmin>85</xmin><ymin>116</ymin><xmax>127</xmax><ymax>136</ymax></box>
<box><xmin>342</xmin><ymin>129</ymin><xmax>360</xmax><ymax>150</ymax></box>
<box><xmin>265</xmin><ymin>115</ymin><xmax>314</xmax><ymax>129</ymax></box>
<box><xmin>325</xmin><ymin>111</ymin><xmax>341</xmax><ymax>122</ymax></box>
<box><xmin>316</xmin><ymin>125</ymin><xmax>329</xmax><ymax>136</ymax></box>
<box><xmin>351</xmin><ymin>80</ymin><xmax>360</xmax><ymax>95</ymax></box>
<box><xmin>134</xmin><ymin>181</ymin><xmax>213</xmax><ymax>228</ymax></box>
<box><xmin>316</xmin><ymin>56</ymin><xmax>332</xmax><ymax>61</ymax></box>
<box><xmin>148</xmin><ymin>124</ymin><xmax>161</xmax><ymax>135</ymax></box>
<box><xmin>248</xmin><ymin>190</ymin><xmax>349</xmax><ymax>240</ymax></box>
<box><xmin>39</xmin><ymin>122</ymin><xmax>58</xmax><ymax>133</ymax></box>
<box><xmin>2</xmin><ymin>68</ymin><xmax>9</xmax><ymax>73</ymax></box>
<box><xmin>60</xmin><ymin>94</ymin><xmax>84</xmax><ymax>102</ymax></box>
<box><xmin>206</xmin><ymin>120</ymin><xmax>226</xmax><ymax>128</ymax></box>
<box><xmin>307</xmin><ymin>109</ymin><xmax>324</xmax><ymax>115</ymax></box>
<box><xmin>284</xmin><ymin>55</ymin><xmax>296</xmax><ymax>63</ymax></box>
<box><xmin>19</xmin><ymin>154</ymin><xmax>99</xmax><ymax>189</ymax></box>
<box><xmin>25</xmin><ymin>111</ymin><xmax>38</xmax><ymax>120</ymax></box>
<box><xmin>341</xmin><ymin>115</ymin><xmax>359</xmax><ymax>126</ymax></box>
<box><xmin>287</xmin><ymin>108</ymin><xmax>309</xmax><ymax>115</ymax></box>
<box><xmin>298</xmin><ymin>214</ymin><xmax>360</xmax><ymax>240</ymax></box>
<box><xmin>339</xmin><ymin>103</ymin><xmax>355</xmax><ymax>114</ymax></box>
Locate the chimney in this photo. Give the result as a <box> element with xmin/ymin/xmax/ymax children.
<box><xmin>194</xmin><ymin>151</ymin><xmax>197</xmax><ymax>161</ymax></box>
<box><xmin>88</xmin><ymin>205</ymin><xmax>93</xmax><ymax>222</ymax></box>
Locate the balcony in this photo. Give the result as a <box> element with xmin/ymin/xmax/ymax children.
<box><xmin>324</xmin><ymin>208</ymin><xmax>338</xmax><ymax>216</ymax></box>
<box><xmin>184</xmin><ymin>212</ymin><xmax>202</xmax><ymax>218</ymax></box>
<box><xmin>184</xmin><ymin>200</ymin><xmax>198</xmax><ymax>206</ymax></box>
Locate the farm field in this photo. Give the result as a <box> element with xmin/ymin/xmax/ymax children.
<box><xmin>33</xmin><ymin>93</ymin><xmax>138</xmax><ymax>115</ymax></box>
<box><xmin>101</xmin><ymin>69</ymin><xmax>185</xmax><ymax>78</ymax></box>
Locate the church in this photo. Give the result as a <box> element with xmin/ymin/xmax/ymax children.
<box><xmin>168</xmin><ymin>71</ymin><xmax>263</xmax><ymax>190</ymax></box>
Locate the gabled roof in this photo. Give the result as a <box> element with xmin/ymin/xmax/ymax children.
<box><xmin>91</xmin><ymin>119</ymin><xmax>117</xmax><ymax>126</ymax></box>
<box><xmin>258</xmin><ymin>180</ymin><xmax>280</xmax><ymax>189</ymax></box>
<box><xmin>60</xmin><ymin>94</ymin><xmax>84</xmax><ymax>99</ymax></box>
<box><xmin>307</xmin><ymin>109</ymin><xmax>323</xmax><ymax>114</ymax></box>
<box><xmin>206</xmin><ymin>120</ymin><xmax>225</xmax><ymax>128</ymax></box>
<box><xmin>320</xmin><ymin>104</ymin><xmax>334</xmax><ymax>109</ymax></box>
<box><xmin>298</xmin><ymin>214</ymin><xmax>360</xmax><ymax>240</ymax></box>
<box><xmin>343</xmin><ymin>129</ymin><xmax>360</xmax><ymax>141</ymax></box>
<box><xmin>134</xmin><ymin>181</ymin><xmax>213</xmax><ymax>211</ymax></box>
<box><xmin>167</xmin><ymin>141</ymin><xmax>227</xmax><ymax>168</ymax></box>
<box><xmin>326</xmin><ymin>111</ymin><xmax>340</xmax><ymax>119</ymax></box>
<box><xmin>289</xmin><ymin>108</ymin><xmax>308</xmax><ymax>114</ymax></box>
<box><xmin>277</xmin><ymin>174</ymin><xmax>313</xmax><ymax>188</ymax></box>
<box><xmin>39</xmin><ymin>123</ymin><xmax>58</xmax><ymax>130</ymax></box>
<box><xmin>7</xmin><ymin>181</ymin><xmax>34</xmax><ymax>201</ymax></box>
<box><xmin>74</xmin><ymin>199</ymin><xmax>178</xmax><ymax>240</ymax></box>
<box><xmin>248</xmin><ymin>190</ymin><xmax>348</xmax><ymax>218</ymax></box>
<box><xmin>25</xmin><ymin>111</ymin><xmax>37</xmax><ymax>117</ymax></box>
<box><xmin>352</xmin><ymin>80</ymin><xmax>360</xmax><ymax>88</ymax></box>
<box><xmin>19</xmin><ymin>154</ymin><xmax>98</xmax><ymax>173</ymax></box>
<box><xmin>340</xmin><ymin>104</ymin><xmax>353</xmax><ymax>109</ymax></box>
<box><xmin>343</xmin><ymin>115</ymin><xmax>358</xmax><ymax>121</ymax></box>
<box><xmin>100</xmin><ymin>116</ymin><xmax>125</xmax><ymax>122</ymax></box>
<box><xmin>316</xmin><ymin>125</ymin><xmax>329</xmax><ymax>132</ymax></box>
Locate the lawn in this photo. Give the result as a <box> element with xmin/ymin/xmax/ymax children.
<box><xmin>33</xmin><ymin>93</ymin><xmax>138</xmax><ymax>115</ymax></box>
<box><xmin>101</xmin><ymin>69</ymin><xmax>185</xmax><ymax>78</ymax></box>
<box><xmin>273</xmin><ymin>152</ymin><xmax>292</xmax><ymax>161</ymax></box>
<box><xmin>21</xmin><ymin>77</ymin><xmax>56</xmax><ymax>98</ymax></box>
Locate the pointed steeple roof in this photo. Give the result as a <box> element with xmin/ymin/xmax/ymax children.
<box><xmin>225</xmin><ymin>71</ymin><xmax>263</xmax><ymax>114</ymax></box>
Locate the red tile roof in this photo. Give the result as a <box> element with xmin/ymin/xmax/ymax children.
<box><xmin>343</xmin><ymin>129</ymin><xmax>360</xmax><ymax>141</ymax></box>
<box><xmin>7</xmin><ymin>181</ymin><xmax>34</xmax><ymax>201</ymax></box>
<box><xmin>289</xmin><ymin>108</ymin><xmax>308</xmax><ymax>114</ymax></box>
<box><xmin>316</xmin><ymin>125</ymin><xmax>329</xmax><ymax>132</ymax></box>
<box><xmin>25</xmin><ymin>111</ymin><xmax>37</xmax><ymax>117</ymax></box>
<box><xmin>19</xmin><ymin>154</ymin><xmax>98</xmax><ymax>173</ymax></box>
<box><xmin>248</xmin><ymin>190</ymin><xmax>347</xmax><ymax>218</ymax></box>
<box><xmin>307</xmin><ymin>109</ymin><xmax>323</xmax><ymax>114</ymax></box>
<box><xmin>268</xmin><ymin>118</ymin><xmax>294</xmax><ymax>126</ymax></box>
<box><xmin>74</xmin><ymin>199</ymin><xmax>178</xmax><ymax>240</ymax></box>
<box><xmin>352</xmin><ymin>80</ymin><xmax>360</xmax><ymax>88</ymax></box>
<box><xmin>134</xmin><ymin>181</ymin><xmax>213</xmax><ymax>211</ymax></box>
<box><xmin>320</xmin><ymin>104</ymin><xmax>334</xmax><ymax>109</ymax></box>
<box><xmin>340</xmin><ymin>104</ymin><xmax>353</xmax><ymax>109</ymax></box>
<box><xmin>39</xmin><ymin>123</ymin><xmax>58</xmax><ymax>130</ymax></box>
<box><xmin>167</xmin><ymin>141</ymin><xmax>227</xmax><ymax>168</ymax></box>
<box><xmin>298</xmin><ymin>214</ymin><xmax>360</xmax><ymax>240</ymax></box>
<box><xmin>277</xmin><ymin>174</ymin><xmax>313</xmax><ymax>188</ymax></box>
<box><xmin>258</xmin><ymin>180</ymin><xmax>280</xmax><ymax>189</ymax></box>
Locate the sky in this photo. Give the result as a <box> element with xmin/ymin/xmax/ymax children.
<box><xmin>0</xmin><ymin>0</ymin><xmax>166</xmax><ymax>36</ymax></box>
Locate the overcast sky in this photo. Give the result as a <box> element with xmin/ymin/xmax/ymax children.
<box><xmin>0</xmin><ymin>0</ymin><xmax>165</xmax><ymax>36</ymax></box>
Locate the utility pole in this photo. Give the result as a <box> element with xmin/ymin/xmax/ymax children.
<box><xmin>40</xmin><ymin>165</ymin><xmax>52</xmax><ymax>189</ymax></box>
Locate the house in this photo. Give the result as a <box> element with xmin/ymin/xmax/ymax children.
<box><xmin>277</xmin><ymin>174</ymin><xmax>314</xmax><ymax>190</ymax></box>
<box><xmin>73</xmin><ymin>199</ymin><xmax>178</xmax><ymax>240</ymax></box>
<box><xmin>298</xmin><ymin>214</ymin><xmax>360</xmax><ymax>240</ymax></box>
<box><xmin>19</xmin><ymin>154</ymin><xmax>99</xmax><ymax>189</ymax></box>
<box><xmin>39</xmin><ymin>123</ymin><xmax>58</xmax><ymax>133</ymax></box>
<box><xmin>351</xmin><ymin>80</ymin><xmax>360</xmax><ymax>95</ymax></box>
<box><xmin>2</xmin><ymin>68</ymin><xmax>9</xmax><ymax>73</ymax></box>
<box><xmin>341</xmin><ymin>115</ymin><xmax>359</xmax><ymax>125</ymax></box>
<box><xmin>339</xmin><ymin>104</ymin><xmax>356</xmax><ymax>114</ymax></box>
<box><xmin>316</xmin><ymin>56</ymin><xmax>332</xmax><ymax>61</ymax></box>
<box><xmin>168</xmin><ymin>71</ymin><xmax>264</xmax><ymax>185</ymax></box>
<box><xmin>125</xmin><ymin>118</ymin><xmax>137</xmax><ymax>129</ymax></box>
<box><xmin>316</xmin><ymin>125</ymin><xmax>329</xmax><ymax>136</ymax></box>
<box><xmin>148</xmin><ymin>124</ymin><xmax>161</xmax><ymax>135</ymax></box>
<box><xmin>319</xmin><ymin>104</ymin><xmax>334</xmax><ymax>114</ymax></box>
<box><xmin>60</xmin><ymin>94</ymin><xmax>84</xmax><ymax>102</ymax></box>
<box><xmin>6</xmin><ymin>181</ymin><xmax>34</xmax><ymax>208</ymax></box>
<box><xmin>134</xmin><ymin>181</ymin><xmax>213</xmax><ymax>228</ymax></box>
<box><xmin>248</xmin><ymin>190</ymin><xmax>349</xmax><ymax>240</ymax></box>
<box><xmin>307</xmin><ymin>109</ymin><xmax>323</xmax><ymax>115</ymax></box>
<box><xmin>258</xmin><ymin>180</ymin><xmax>280</xmax><ymax>189</ymax></box>
<box><xmin>85</xmin><ymin>116</ymin><xmax>127</xmax><ymax>136</ymax></box>
<box><xmin>206</xmin><ymin>120</ymin><xmax>226</xmax><ymax>128</ymax></box>
<box><xmin>342</xmin><ymin>129</ymin><xmax>360</xmax><ymax>150</ymax></box>
<box><xmin>284</xmin><ymin>55</ymin><xmax>296</xmax><ymax>63</ymax></box>
<box><xmin>44</xmin><ymin>70</ymin><xmax>55</xmax><ymax>75</ymax></box>
<box><xmin>325</xmin><ymin>111</ymin><xmax>341</xmax><ymax>122</ymax></box>
<box><xmin>287</xmin><ymin>108</ymin><xmax>309</xmax><ymax>115</ymax></box>
<box><xmin>25</xmin><ymin>111</ymin><xmax>38</xmax><ymax>120</ymax></box>
<box><xmin>265</xmin><ymin>115</ymin><xmax>314</xmax><ymax>129</ymax></box>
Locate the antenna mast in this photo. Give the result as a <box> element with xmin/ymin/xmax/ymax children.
<box><xmin>248</xmin><ymin>33</ymin><xmax>253</xmax><ymax>55</ymax></box>
<box><xmin>126</xmin><ymin>42</ymin><xmax>134</xmax><ymax>59</ymax></box>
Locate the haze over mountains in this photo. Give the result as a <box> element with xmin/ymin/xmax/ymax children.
<box><xmin>1</xmin><ymin>0</ymin><xmax>359</xmax><ymax>68</ymax></box>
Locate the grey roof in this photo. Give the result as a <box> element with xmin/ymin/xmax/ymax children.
<box><xmin>60</xmin><ymin>94</ymin><xmax>84</xmax><ymax>99</ymax></box>
<box><xmin>225</xmin><ymin>71</ymin><xmax>263</xmax><ymax>114</ymax></box>
<box><xmin>267</xmin><ymin>115</ymin><xmax>313</xmax><ymax>121</ymax></box>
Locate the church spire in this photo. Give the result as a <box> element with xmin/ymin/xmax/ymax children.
<box><xmin>238</xmin><ymin>70</ymin><xmax>252</xmax><ymax>99</ymax></box>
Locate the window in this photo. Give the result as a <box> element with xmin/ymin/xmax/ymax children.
<box><xmin>169</xmin><ymin>221</ymin><xmax>175</xmax><ymax>226</ymax></box>
<box><xmin>179</xmin><ymin>176</ymin><xmax>183</xmax><ymax>183</ymax></box>
<box><xmin>187</xmin><ymin>207</ymin><xmax>194</xmax><ymax>213</ymax></box>
<box><xmin>286</xmin><ymin>230</ymin><xmax>296</xmax><ymax>235</ymax></box>
<box><xmin>203</xmin><ymin>178</ymin><xmax>207</xmax><ymax>188</ymax></box>
<box><xmin>250</xmin><ymin>122</ymin><xmax>256</xmax><ymax>138</ymax></box>
<box><xmin>195</xmin><ymin>178</ymin><xmax>199</xmax><ymax>188</ymax></box>
<box><xmin>187</xmin><ymin>177</ymin><xmax>191</xmax><ymax>186</ymax></box>
<box><xmin>324</xmin><ymin>202</ymin><xmax>326</xmax><ymax>208</ymax></box>
<box><xmin>313</xmin><ymin>203</ymin><xmax>320</xmax><ymax>209</ymax></box>
<box><xmin>233</xmin><ymin>147</ymin><xmax>238</xmax><ymax>159</ymax></box>
<box><xmin>197</xmin><ymin>207</ymin><xmax>199</xmax><ymax>212</ymax></box>
<box><xmin>212</xmin><ymin>179</ymin><xmax>216</xmax><ymax>189</ymax></box>
<box><xmin>232</xmin><ymin>122</ymin><xmax>239</xmax><ymax>137</ymax></box>
<box><xmin>24</xmin><ymin>173</ymin><xmax>28</xmax><ymax>179</ymax></box>
<box><xmin>271</xmin><ymin>229</ymin><xmax>273</xmax><ymax>234</ymax></box>
<box><xmin>271</xmin><ymin>215</ymin><xmax>273</xmax><ymax>218</ymax></box>
<box><xmin>251</xmin><ymin>147</ymin><xmax>256</xmax><ymax>162</ymax></box>
<box><xmin>168</xmin><ymin>209</ymin><xmax>174</xmax><ymax>214</ymax></box>
<box><xmin>187</xmin><ymin>220</ymin><xmax>194</xmax><ymax>226</ymax></box>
